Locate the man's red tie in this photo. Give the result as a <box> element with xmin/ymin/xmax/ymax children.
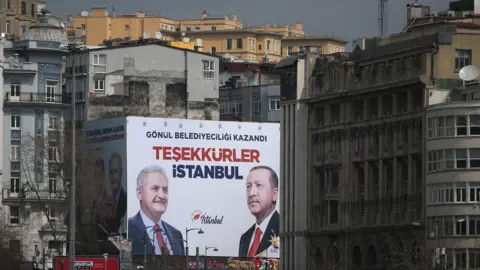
<box><xmin>153</xmin><ymin>224</ymin><xmax>169</xmax><ymax>255</ymax></box>
<box><xmin>248</xmin><ymin>227</ymin><xmax>262</xmax><ymax>257</ymax></box>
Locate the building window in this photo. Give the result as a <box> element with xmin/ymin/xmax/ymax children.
<box><xmin>124</xmin><ymin>25</ymin><xmax>129</xmax><ymax>30</ymax></box>
<box><xmin>186</xmin><ymin>27</ymin><xmax>191</xmax><ymax>31</ymax></box>
<box><xmin>287</xmin><ymin>46</ymin><xmax>292</xmax><ymax>56</ymax></box>
<box><xmin>48</xmin><ymin>116</ymin><xmax>57</xmax><ymax>130</ymax></box>
<box><xmin>457</xmin><ymin>116</ymin><xmax>467</xmax><ymax>136</ymax></box>
<box><xmin>455</xmin><ymin>49</ymin><xmax>472</xmax><ymax>72</ymax></box>
<box><xmin>20</xmin><ymin>25</ymin><xmax>26</xmax><ymax>36</ymax></box>
<box><xmin>470</xmin><ymin>148</ymin><xmax>480</xmax><ymax>168</ymax></box>
<box><xmin>6</xmin><ymin>21</ymin><xmax>10</xmax><ymax>34</ymax></box>
<box><xmin>202</xmin><ymin>60</ymin><xmax>215</xmax><ymax>79</ymax></box>
<box><xmin>267</xmin><ymin>40</ymin><xmax>271</xmax><ymax>51</ymax></box>
<box><xmin>456</xmin><ymin>149</ymin><xmax>467</xmax><ymax>168</ymax></box>
<box><xmin>211</xmin><ymin>26</ymin><xmax>216</xmax><ymax>31</ymax></box>
<box><xmin>456</xmin><ymin>184</ymin><xmax>467</xmax><ymax>202</ymax></box>
<box><xmin>10</xmin><ymin>145</ymin><xmax>19</xmax><ymax>161</ymax></box>
<box><xmin>253</xmin><ymin>97</ymin><xmax>261</xmax><ymax>116</ymax></box>
<box><xmin>11</xmin><ymin>115</ymin><xmax>20</xmax><ymax>129</ymax></box>
<box><xmin>48</xmin><ymin>207</ymin><xmax>57</xmax><ymax>220</ymax></box>
<box><xmin>211</xmin><ymin>46</ymin><xmax>216</xmax><ymax>55</ymax></box>
<box><xmin>258</xmin><ymin>44</ymin><xmax>262</xmax><ymax>50</ymax></box>
<box><xmin>46</xmin><ymin>80</ymin><xmax>57</xmax><ymax>102</ymax></box>
<box><xmin>236</xmin><ymin>38</ymin><xmax>243</xmax><ymax>49</ymax></box>
<box><xmin>229</xmin><ymin>99</ymin><xmax>242</xmax><ymax>114</ymax></box>
<box><xmin>299</xmin><ymin>46</ymin><xmax>305</xmax><ymax>54</ymax></box>
<box><xmin>94</xmin><ymin>80</ymin><xmax>105</xmax><ymax>92</ymax></box>
<box><xmin>49</xmin><ymin>176</ymin><xmax>57</xmax><ymax>194</ymax></box>
<box><xmin>81</xmin><ymin>24</ymin><xmax>86</xmax><ymax>30</ymax></box>
<box><xmin>269</xmin><ymin>96</ymin><xmax>280</xmax><ymax>110</ymax></box>
<box><xmin>470</xmin><ymin>184</ymin><xmax>480</xmax><ymax>203</ymax></box>
<box><xmin>471</xmin><ymin>115</ymin><xmax>480</xmax><ymax>135</ymax></box>
<box><xmin>20</xmin><ymin>1</ymin><xmax>25</xmax><ymax>15</ymax></box>
<box><xmin>226</xmin><ymin>38</ymin><xmax>232</xmax><ymax>50</ymax></box>
<box><xmin>274</xmin><ymin>41</ymin><xmax>278</xmax><ymax>52</ymax></box>
<box><xmin>10</xmin><ymin>176</ymin><xmax>19</xmax><ymax>194</ymax></box>
<box><xmin>92</xmin><ymin>54</ymin><xmax>107</xmax><ymax>73</ymax></box>
<box><xmin>10</xmin><ymin>84</ymin><xmax>20</xmax><ymax>98</ymax></box>
<box><xmin>455</xmin><ymin>218</ymin><xmax>467</xmax><ymax>236</ymax></box>
<box><xmin>31</xmin><ymin>3</ymin><xmax>34</xmax><ymax>17</ymax></box>
<box><xmin>48</xmin><ymin>146</ymin><xmax>57</xmax><ymax>162</ymax></box>
<box><xmin>469</xmin><ymin>249</ymin><xmax>480</xmax><ymax>267</ymax></box>
<box><xmin>9</xmin><ymin>206</ymin><xmax>19</xmax><ymax>224</ymax></box>
<box><xmin>6</xmin><ymin>0</ymin><xmax>10</xmax><ymax>10</ymax></box>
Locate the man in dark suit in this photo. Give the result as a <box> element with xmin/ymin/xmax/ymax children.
<box><xmin>239</xmin><ymin>166</ymin><xmax>280</xmax><ymax>258</ymax></box>
<box><xmin>128</xmin><ymin>164</ymin><xmax>185</xmax><ymax>256</ymax></box>
<box><xmin>104</xmin><ymin>152</ymin><xmax>127</xmax><ymax>233</ymax></box>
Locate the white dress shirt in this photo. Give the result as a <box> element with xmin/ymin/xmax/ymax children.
<box><xmin>140</xmin><ymin>210</ymin><xmax>172</xmax><ymax>255</ymax></box>
<box><xmin>249</xmin><ymin>210</ymin><xmax>276</xmax><ymax>251</ymax></box>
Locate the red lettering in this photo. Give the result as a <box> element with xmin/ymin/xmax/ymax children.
<box><xmin>250</xmin><ymin>149</ymin><xmax>260</xmax><ymax>162</ymax></box>
<box><xmin>163</xmin><ymin>146</ymin><xmax>172</xmax><ymax>160</ymax></box>
<box><xmin>152</xmin><ymin>146</ymin><xmax>162</xmax><ymax>160</ymax></box>
<box><xmin>151</xmin><ymin>146</ymin><xmax>261</xmax><ymax>162</ymax></box>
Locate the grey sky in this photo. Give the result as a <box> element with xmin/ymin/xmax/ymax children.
<box><xmin>47</xmin><ymin>0</ymin><xmax>451</xmax><ymax>43</ymax></box>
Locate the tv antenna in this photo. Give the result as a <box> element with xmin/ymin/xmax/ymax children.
<box><xmin>458</xmin><ymin>65</ymin><xmax>480</xmax><ymax>86</ymax></box>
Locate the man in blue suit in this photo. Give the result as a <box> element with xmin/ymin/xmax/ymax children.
<box><xmin>128</xmin><ymin>165</ymin><xmax>185</xmax><ymax>256</ymax></box>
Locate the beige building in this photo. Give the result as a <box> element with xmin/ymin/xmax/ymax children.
<box><xmin>276</xmin><ymin>3</ymin><xmax>480</xmax><ymax>269</ymax></box>
<box><xmin>69</xmin><ymin>8</ymin><xmax>347</xmax><ymax>62</ymax></box>
<box><xmin>0</xmin><ymin>0</ymin><xmax>38</xmax><ymax>39</ymax></box>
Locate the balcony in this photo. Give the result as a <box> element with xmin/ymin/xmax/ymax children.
<box><xmin>4</xmin><ymin>92</ymin><xmax>70</xmax><ymax>105</ymax></box>
<box><xmin>352</xmin><ymin>150</ymin><xmax>365</xmax><ymax>162</ymax></box>
<box><xmin>409</xmin><ymin>140</ymin><xmax>421</xmax><ymax>153</ymax></box>
<box><xmin>396</xmin><ymin>142</ymin><xmax>408</xmax><ymax>155</ymax></box>
<box><xmin>367</xmin><ymin>147</ymin><xmax>379</xmax><ymax>159</ymax></box>
<box><xmin>324</xmin><ymin>151</ymin><xmax>342</xmax><ymax>165</ymax></box>
<box><xmin>2</xmin><ymin>188</ymin><xmax>67</xmax><ymax>203</ymax></box>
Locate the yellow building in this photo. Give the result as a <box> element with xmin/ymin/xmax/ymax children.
<box><xmin>0</xmin><ymin>0</ymin><xmax>38</xmax><ymax>40</ymax></box>
<box><xmin>71</xmin><ymin>8</ymin><xmax>347</xmax><ymax>62</ymax></box>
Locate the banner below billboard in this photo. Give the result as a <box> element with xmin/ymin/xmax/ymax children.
<box><xmin>54</xmin><ymin>256</ymin><xmax>119</xmax><ymax>270</ymax></box>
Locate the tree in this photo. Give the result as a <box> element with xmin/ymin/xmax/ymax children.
<box><xmin>0</xmin><ymin>209</ymin><xmax>25</xmax><ymax>270</ymax></box>
<box><xmin>17</xmin><ymin>122</ymin><xmax>114</xmax><ymax>266</ymax></box>
<box><xmin>387</xmin><ymin>237</ymin><xmax>440</xmax><ymax>270</ymax></box>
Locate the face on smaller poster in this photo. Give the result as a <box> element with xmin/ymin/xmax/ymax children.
<box><xmin>54</xmin><ymin>257</ymin><xmax>119</xmax><ymax>270</ymax></box>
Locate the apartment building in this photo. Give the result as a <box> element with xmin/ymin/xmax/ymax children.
<box><xmin>1</xmin><ymin>16</ymin><xmax>69</xmax><ymax>270</ymax></box>
<box><xmin>64</xmin><ymin>39</ymin><xmax>220</xmax><ymax>124</ymax></box>
<box><xmin>69</xmin><ymin>8</ymin><xmax>347</xmax><ymax>62</ymax></box>
<box><xmin>0</xmin><ymin>0</ymin><xmax>38</xmax><ymax>39</ymax></box>
<box><xmin>276</xmin><ymin>4</ymin><xmax>480</xmax><ymax>269</ymax></box>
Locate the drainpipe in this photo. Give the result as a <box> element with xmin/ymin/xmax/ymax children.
<box><xmin>184</xmin><ymin>50</ymin><xmax>188</xmax><ymax>119</ymax></box>
<box><xmin>430</xmin><ymin>42</ymin><xmax>438</xmax><ymax>86</ymax></box>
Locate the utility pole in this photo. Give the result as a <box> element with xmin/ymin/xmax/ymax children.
<box><xmin>68</xmin><ymin>43</ymin><xmax>77</xmax><ymax>270</ymax></box>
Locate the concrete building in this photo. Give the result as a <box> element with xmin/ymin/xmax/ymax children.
<box><xmin>276</xmin><ymin>4</ymin><xmax>480</xmax><ymax>269</ymax></box>
<box><xmin>218</xmin><ymin>61</ymin><xmax>281</xmax><ymax>122</ymax></box>
<box><xmin>1</xmin><ymin>15</ymin><xmax>70</xmax><ymax>270</ymax></box>
<box><xmin>63</xmin><ymin>39</ymin><xmax>220</xmax><ymax>124</ymax></box>
<box><xmin>0</xmin><ymin>0</ymin><xmax>38</xmax><ymax>39</ymax></box>
<box><xmin>68</xmin><ymin>8</ymin><xmax>347</xmax><ymax>62</ymax></box>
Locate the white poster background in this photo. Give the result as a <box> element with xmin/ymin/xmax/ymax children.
<box><xmin>126</xmin><ymin>117</ymin><xmax>280</xmax><ymax>257</ymax></box>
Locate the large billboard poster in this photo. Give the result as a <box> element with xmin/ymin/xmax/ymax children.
<box><xmin>85</xmin><ymin>118</ymin><xmax>128</xmax><ymax>235</ymax></box>
<box><xmin>125</xmin><ymin>117</ymin><xmax>280</xmax><ymax>258</ymax></box>
<box><xmin>54</xmin><ymin>256</ymin><xmax>120</xmax><ymax>270</ymax></box>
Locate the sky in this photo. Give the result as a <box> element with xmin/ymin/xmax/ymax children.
<box><xmin>46</xmin><ymin>0</ymin><xmax>452</xmax><ymax>43</ymax></box>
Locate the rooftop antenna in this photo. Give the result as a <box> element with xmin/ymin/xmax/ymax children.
<box><xmin>458</xmin><ymin>65</ymin><xmax>480</xmax><ymax>86</ymax></box>
<box><xmin>378</xmin><ymin>0</ymin><xmax>388</xmax><ymax>37</ymax></box>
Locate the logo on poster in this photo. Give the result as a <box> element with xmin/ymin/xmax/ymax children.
<box><xmin>74</xmin><ymin>261</ymin><xmax>93</xmax><ymax>268</ymax></box>
<box><xmin>191</xmin><ymin>210</ymin><xmax>224</xmax><ymax>224</ymax></box>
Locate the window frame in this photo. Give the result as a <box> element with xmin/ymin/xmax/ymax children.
<box><xmin>455</xmin><ymin>49</ymin><xmax>472</xmax><ymax>72</ymax></box>
<box><xmin>94</xmin><ymin>79</ymin><xmax>105</xmax><ymax>92</ymax></box>
<box><xmin>9</xmin><ymin>206</ymin><xmax>19</xmax><ymax>224</ymax></box>
<box><xmin>92</xmin><ymin>54</ymin><xmax>107</xmax><ymax>73</ymax></box>
<box><xmin>48</xmin><ymin>116</ymin><xmax>57</xmax><ymax>130</ymax></box>
<box><xmin>269</xmin><ymin>96</ymin><xmax>280</xmax><ymax>111</ymax></box>
<box><xmin>201</xmin><ymin>60</ymin><xmax>215</xmax><ymax>79</ymax></box>
<box><xmin>11</xmin><ymin>115</ymin><xmax>20</xmax><ymax>129</ymax></box>
<box><xmin>456</xmin><ymin>116</ymin><xmax>467</xmax><ymax>136</ymax></box>
<box><xmin>10</xmin><ymin>145</ymin><xmax>19</xmax><ymax>160</ymax></box>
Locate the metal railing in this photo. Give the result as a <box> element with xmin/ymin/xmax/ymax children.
<box><xmin>2</xmin><ymin>188</ymin><xmax>67</xmax><ymax>202</ymax></box>
<box><xmin>4</xmin><ymin>92</ymin><xmax>68</xmax><ymax>104</ymax></box>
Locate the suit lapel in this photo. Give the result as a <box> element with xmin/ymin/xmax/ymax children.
<box><xmin>256</xmin><ymin>211</ymin><xmax>280</xmax><ymax>256</ymax></box>
<box><xmin>241</xmin><ymin>225</ymin><xmax>255</xmax><ymax>257</ymax></box>
<box><xmin>132</xmin><ymin>212</ymin><xmax>153</xmax><ymax>254</ymax></box>
<box><xmin>161</xmin><ymin>221</ymin><xmax>177</xmax><ymax>255</ymax></box>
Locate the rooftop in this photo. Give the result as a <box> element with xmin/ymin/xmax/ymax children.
<box><xmin>21</xmin><ymin>10</ymin><xmax>69</xmax><ymax>46</ymax></box>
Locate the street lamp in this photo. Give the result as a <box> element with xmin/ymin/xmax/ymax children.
<box><xmin>185</xmin><ymin>228</ymin><xmax>204</xmax><ymax>270</ymax></box>
<box><xmin>142</xmin><ymin>225</ymin><xmax>162</xmax><ymax>269</ymax></box>
<box><xmin>102</xmin><ymin>253</ymin><xmax>108</xmax><ymax>270</ymax></box>
<box><xmin>204</xmin><ymin>247</ymin><xmax>218</xmax><ymax>270</ymax></box>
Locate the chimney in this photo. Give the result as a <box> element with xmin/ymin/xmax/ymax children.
<box><xmin>135</xmin><ymin>11</ymin><xmax>145</xmax><ymax>17</ymax></box>
<box><xmin>201</xmin><ymin>11</ymin><xmax>207</xmax><ymax>19</ymax></box>
<box><xmin>233</xmin><ymin>14</ymin><xmax>238</xmax><ymax>21</ymax></box>
<box><xmin>476</xmin><ymin>0</ymin><xmax>480</xmax><ymax>14</ymax></box>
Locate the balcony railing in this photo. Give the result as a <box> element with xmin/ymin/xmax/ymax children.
<box><xmin>4</xmin><ymin>92</ymin><xmax>69</xmax><ymax>104</ymax></box>
<box><xmin>2</xmin><ymin>188</ymin><xmax>67</xmax><ymax>203</ymax></box>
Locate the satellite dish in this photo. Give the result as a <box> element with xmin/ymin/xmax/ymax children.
<box><xmin>80</xmin><ymin>11</ymin><xmax>89</xmax><ymax>16</ymax></box>
<box><xmin>224</xmin><ymin>53</ymin><xmax>231</xmax><ymax>58</ymax></box>
<box><xmin>60</xmin><ymin>22</ymin><xmax>65</xmax><ymax>28</ymax></box>
<box><xmin>458</xmin><ymin>65</ymin><xmax>480</xmax><ymax>81</ymax></box>
<box><xmin>155</xmin><ymin>32</ymin><xmax>162</xmax><ymax>39</ymax></box>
